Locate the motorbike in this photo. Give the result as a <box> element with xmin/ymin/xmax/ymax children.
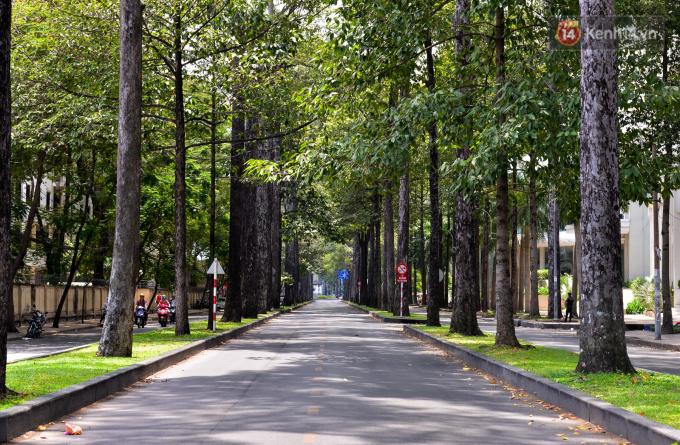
<box><xmin>169</xmin><ymin>303</ymin><xmax>176</xmax><ymax>324</ymax></box>
<box><xmin>26</xmin><ymin>307</ymin><xmax>47</xmax><ymax>338</ymax></box>
<box><xmin>157</xmin><ymin>304</ymin><xmax>169</xmax><ymax>327</ymax></box>
<box><xmin>135</xmin><ymin>305</ymin><xmax>147</xmax><ymax>328</ymax></box>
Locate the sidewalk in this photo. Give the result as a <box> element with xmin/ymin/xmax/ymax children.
<box><xmin>8</xmin><ymin>309</ymin><xmax>209</xmax><ymax>342</ymax></box>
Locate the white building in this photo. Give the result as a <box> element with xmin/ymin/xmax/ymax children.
<box><xmin>537</xmin><ymin>198</ymin><xmax>680</xmax><ymax>308</ymax></box>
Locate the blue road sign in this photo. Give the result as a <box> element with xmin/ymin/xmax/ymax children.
<box><xmin>338</xmin><ymin>269</ymin><xmax>349</xmax><ymax>280</ymax></box>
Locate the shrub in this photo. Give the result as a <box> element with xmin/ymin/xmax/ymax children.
<box><xmin>538</xmin><ymin>286</ymin><xmax>549</xmax><ymax>295</ymax></box>
<box><xmin>560</xmin><ymin>274</ymin><xmax>573</xmax><ymax>301</ymax></box>
<box><xmin>537</xmin><ymin>269</ymin><xmax>548</xmax><ymax>280</ymax></box>
<box><xmin>630</xmin><ymin>276</ymin><xmax>655</xmax><ymax>310</ymax></box>
<box><xmin>626</xmin><ymin>299</ymin><xmax>645</xmax><ymax>315</ymax></box>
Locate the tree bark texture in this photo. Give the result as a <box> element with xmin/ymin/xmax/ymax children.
<box><xmin>426</xmin><ymin>30</ymin><xmax>441</xmax><ymax>325</ymax></box>
<box><xmin>523</xmin><ymin>229</ymin><xmax>530</xmax><ymax>311</ymax></box>
<box><xmin>384</xmin><ymin>178</ymin><xmax>395</xmax><ymax>312</ymax></box>
<box><xmin>519</xmin><ymin>231</ymin><xmax>525</xmax><ymax>312</ymax></box>
<box><xmin>529</xmin><ymin>175</ymin><xmax>540</xmax><ymax>316</ymax></box>
<box><xmin>98</xmin><ymin>0</ymin><xmax>142</xmax><ymax>356</ymax></box>
<box><xmin>481</xmin><ymin>199</ymin><xmax>489</xmax><ymax>312</ymax></box>
<box><xmin>576</xmin><ymin>3</ymin><xmax>634</xmax><ymax>373</ymax></box>
<box><xmin>662</xmin><ymin>194</ymin><xmax>673</xmax><ymax>333</ymax></box>
<box><xmin>494</xmin><ymin>6</ymin><xmax>520</xmax><ymax>347</ymax></box>
<box><xmin>511</xmin><ymin>167</ymin><xmax>518</xmax><ymax>313</ymax></box>
<box><xmin>270</xmin><ymin>136</ymin><xmax>282</xmax><ymax>310</ymax></box>
<box><xmin>173</xmin><ymin>11</ymin><xmax>189</xmax><ymax>335</ymax></box>
<box><xmin>0</xmin><ymin>0</ymin><xmax>11</xmax><ymax>393</ymax></box>
<box><xmin>548</xmin><ymin>199</ymin><xmax>562</xmax><ymax>319</ymax></box>
<box><xmin>450</xmin><ymin>177</ymin><xmax>482</xmax><ymax>335</ymax></box>
<box><xmin>419</xmin><ymin>183</ymin><xmax>427</xmax><ymax>306</ymax></box>
<box><xmin>222</xmin><ymin>96</ymin><xmax>245</xmax><ymax>323</ymax></box>
<box><xmin>359</xmin><ymin>230</ymin><xmax>368</xmax><ymax>305</ymax></box>
<box><xmin>367</xmin><ymin>221</ymin><xmax>375</xmax><ymax>308</ymax></box>
<box><xmin>573</xmin><ymin>220</ymin><xmax>582</xmax><ymax>317</ymax></box>
<box><xmin>374</xmin><ymin>192</ymin><xmax>382</xmax><ymax>309</ymax></box>
<box><xmin>256</xmin><ymin>137</ymin><xmax>271</xmax><ymax>314</ymax></box>
<box><xmin>241</xmin><ymin>116</ymin><xmax>261</xmax><ymax>319</ymax></box>
<box><xmin>395</xmin><ymin>171</ymin><xmax>411</xmax><ymax>316</ymax></box>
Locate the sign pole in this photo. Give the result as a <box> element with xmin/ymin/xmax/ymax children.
<box><xmin>400</xmin><ymin>283</ymin><xmax>403</xmax><ymax>317</ymax></box>
<box><xmin>213</xmin><ymin>270</ymin><xmax>217</xmax><ymax>332</ymax></box>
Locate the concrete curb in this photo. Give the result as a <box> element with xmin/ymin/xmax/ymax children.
<box><xmin>0</xmin><ymin>302</ymin><xmax>312</xmax><ymax>443</ymax></box>
<box><xmin>513</xmin><ymin>319</ymin><xmax>580</xmax><ymax>331</ymax></box>
<box><xmin>343</xmin><ymin>301</ymin><xmax>426</xmax><ymax>324</ymax></box>
<box><xmin>402</xmin><ymin>325</ymin><xmax>680</xmax><ymax>445</ymax></box>
<box><xmin>626</xmin><ymin>337</ymin><xmax>680</xmax><ymax>352</ymax></box>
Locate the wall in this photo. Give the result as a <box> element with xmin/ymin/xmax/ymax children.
<box><xmin>13</xmin><ymin>284</ymin><xmax>204</xmax><ymax>326</ymax></box>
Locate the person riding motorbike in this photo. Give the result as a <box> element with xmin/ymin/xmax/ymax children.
<box><xmin>157</xmin><ymin>295</ymin><xmax>170</xmax><ymax>326</ymax></box>
<box><xmin>134</xmin><ymin>294</ymin><xmax>148</xmax><ymax>327</ymax></box>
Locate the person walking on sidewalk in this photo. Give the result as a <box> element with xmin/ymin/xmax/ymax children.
<box><xmin>564</xmin><ymin>292</ymin><xmax>574</xmax><ymax>322</ymax></box>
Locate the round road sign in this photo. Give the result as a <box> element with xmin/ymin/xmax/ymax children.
<box><xmin>396</xmin><ymin>263</ymin><xmax>408</xmax><ymax>275</ymax></box>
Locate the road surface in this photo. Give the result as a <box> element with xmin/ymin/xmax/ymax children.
<box><xmin>16</xmin><ymin>300</ymin><xmax>627</xmax><ymax>444</ymax></box>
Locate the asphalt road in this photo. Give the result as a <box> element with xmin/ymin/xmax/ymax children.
<box><xmin>411</xmin><ymin>308</ymin><xmax>680</xmax><ymax>376</ymax></box>
<box><xmin>17</xmin><ymin>300</ymin><xmax>626</xmax><ymax>444</ymax></box>
<box><xmin>8</xmin><ymin>314</ymin><xmax>208</xmax><ymax>363</ymax></box>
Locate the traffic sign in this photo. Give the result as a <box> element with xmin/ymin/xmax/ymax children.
<box><xmin>207</xmin><ymin>258</ymin><xmax>225</xmax><ymax>275</ymax></box>
<box><xmin>338</xmin><ymin>269</ymin><xmax>349</xmax><ymax>280</ymax></box>
<box><xmin>396</xmin><ymin>263</ymin><xmax>408</xmax><ymax>275</ymax></box>
<box><xmin>397</xmin><ymin>275</ymin><xmax>408</xmax><ymax>283</ymax></box>
<box><xmin>357</xmin><ymin>281</ymin><xmax>361</xmax><ymax>289</ymax></box>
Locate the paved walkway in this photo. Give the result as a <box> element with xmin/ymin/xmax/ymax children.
<box><xmin>410</xmin><ymin>308</ymin><xmax>680</xmax><ymax>376</ymax></box>
<box><xmin>17</xmin><ymin>300</ymin><xmax>626</xmax><ymax>444</ymax></box>
<box><xmin>8</xmin><ymin>313</ymin><xmax>209</xmax><ymax>363</ymax></box>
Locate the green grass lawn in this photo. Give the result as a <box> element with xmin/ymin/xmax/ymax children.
<box><xmin>347</xmin><ymin>302</ymin><xmax>426</xmax><ymax>320</ymax></box>
<box><xmin>316</xmin><ymin>296</ymin><xmax>336</xmax><ymax>300</ymax></box>
<box><xmin>417</xmin><ymin>326</ymin><xmax>680</xmax><ymax>429</ymax></box>
<box><xmin>1</xmin><ymin>315</ymin><xmax>274</xmax><ymax>410</ymax></box>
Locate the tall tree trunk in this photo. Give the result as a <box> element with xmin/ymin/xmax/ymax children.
<box><xmin>419</xmin><ymin>183</ymin><xmax>427</xmax><ymax>305</ymax></box>
<box><xmin>222</xmin><ymin>93</ymin><xmax>245</xmax><ymax>323</ymax></box>
<box><xmin>425</xmin><ymin>32</ymin><xmax>441</xmax><ymax>326</ymax></box>
<box><xmin>0</xmin><ymin>0</ymin><xmax>13</xmax><ymax>394</ymax></box>
<box><xmin>519</xmin><ymin>230</ymin><xmax>525</xmax><ymax>313</ymax></box>
<box><xmin>97</xmin><ymin>0</ymin><xmax>142</xmax><ymax>356</ymax></box>
<box><xmin>524</xmin><ymin>227</ymin><xmax>530</xmax><ymax>311</ymax></box>
<box><xmin>474</xmin><ymin>215</ymin><xmax>480</xmax><ymax>312</ymax></box>
<box><xmin>494</xmin><ymin>6</ymin><xmax>520</xmax><ymax>347</ymax></box>
<box><xmin>359</xmin><ymin>230</ymin><xmax>368</xmax><ymax>305</ymax></box>
<box><xmin>576</xmin><ymin>5</ymin><xmax>634</xmax><ymax>374</ymax></box>
<box><xmin>445</xmin><ymin>212</ymin><xmax>451</xmax><ymax>308</ymax></box>
<box><xmin>662</xmin><ymin>194</ymin><xmax>672</xmax><ymax>333</ymax></box>
<box><xmin>173</xmin><ymin>10</ymin><xmax>189</xmax><ymax>335</ymax></box>
<box><xmin>270</xmin><ymin>136</ymin><xmax>282</xmax><ymax>310</ymax></box>
<box><xmin>375</xmin><ymin>192</ymin><xmax>382</xmax><ymax>309</ymax></box>
<box><xmin>529</xmin><ymin>173</ymin><xmax>540</xmax><ymax>316</ymax></box>
<box><xmin>208</xmin><ymin>92</ymin><xmax>217</xmax><ymax>330</ymax></box>
<box><xmin>395</xmin><ymin>171</ymin><xmax>411</xmax><ymax>316</ymax></box>
<box><xmin>491</xmin><ymin>246</ymin><xmax>497</xmax><ymax>310</ymax></box>
<box><xmin>256</xmin><ymin>139</ymin><xmax>270</xmax><ymax>314</ymax></box>
<box><xmin>510</xmin><ymin>165</ymin><xmax>518</xmax><ymax>313</ymax></box>
<box><xmin>284</xmin><ymin>240</ymin><xmax>297</xmax><ymax>306</ymax></box>
<box><xmin>351</xmin><ymin>234</ymin><xmax>360</xmax><ymax>303</ymax></box>
<box><xmin>384</xmin><ymin>178</ymin><xmax>395</xmax><ymax>312</ymax></box>
<box><xmin>661</xmin><ymin>31</ymin><xmax>673</xmax><ymax>334</ymax></box>
<box><xmin>241</xmin><ymin>116</ymin><xmax>260</xmax><ymax>319</ymax></box>
<box><xmin>367</xmin><ymin>219</ymin><xmax>375</xmax><ymax>308</ymax></box>
<box><xmin>450</xmin><ymin>175</ymin><xmax>482</xmax><ymax>335</ymax></box>
<box><xmin>548</xmin><ymin>197</ymin><xmax>562</xmax><ymax>319</ymax></box>
<box><xmin>481</xmin><ymin>199</ymin><xmax>489</xmax><ymax>312</ymax></box>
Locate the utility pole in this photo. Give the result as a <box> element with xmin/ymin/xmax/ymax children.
<box><xmin>653</xmin><ymin>144</ymin><xmax>661</xmax><ymax>340</ymax></box>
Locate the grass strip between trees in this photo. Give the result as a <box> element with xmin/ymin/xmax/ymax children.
<box><xmin>416</xmin><ymin>326</ymin><xmax>680</xmax><ymax>430</ymax></box>
<box><xmin>316</xmin><ymin>295</ymin><xmax>337</xmax><ymax>299</ymax></box>
<box><xmin>0</xmin><ymin>315</ymin><xmax>278</xmax><ymax>410</ymax></box>
<box><xmin>347</xmin><ymin>302</ymin><xmax>427</xmax><ymax>319</ymax></box>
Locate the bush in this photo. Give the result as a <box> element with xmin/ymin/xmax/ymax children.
<box><xmin>630</xmin><ymin>277</ymin><xmax>655</xmax><ymax>310</ymax></box>
<box><xmin>626</xmin><ymin>299</ymin><xmax>645</xmax><ymax>315</ymax></box>
<box><xmin>537</xmin><ymin>269</ymin><xmax>548</xmax><ymax>280</ymax></box>
<box><xmin>560</xmin><ymin>274</ymin><xmax>573</xmax><ymax>301</ymax></box>
<box><xmin>538</xmin><ymin>286</ymin><xmax>549</xmax><ymax>295</ymax></box>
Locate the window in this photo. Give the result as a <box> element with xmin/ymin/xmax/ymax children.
<box><xmin>46</xmin><ymin>192</ymin><xmax>51</xmax><ymax>209</ymax></box>
<box><xmin>25</xmin><ymin>184</ymin><xmax>31</xmax><ymax>203</ymax></box>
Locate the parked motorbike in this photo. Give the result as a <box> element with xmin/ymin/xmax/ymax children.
<box><xmin>157</xmin><ymin>302</ymin><xmax>170</xmax><ymax>327</ymax></box>
<box><xmin>26</xmin><ymin>307</ymin><xmax>47</xmax><ymax>338</ymax></box>
<box><xmin>135</xmin><ymin>305</ymin><xmax>147</xmax><ymax>328</ymax></box>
